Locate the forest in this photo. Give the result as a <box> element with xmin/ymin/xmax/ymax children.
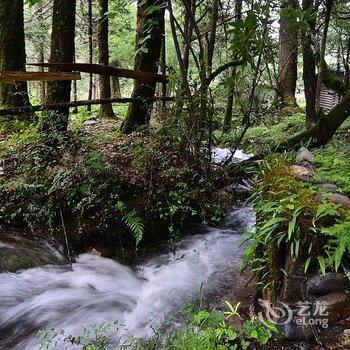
<box><xmin>0</xmin><ymin>0</ymin><xmax>350</xmax><ymax>349</ymax></box>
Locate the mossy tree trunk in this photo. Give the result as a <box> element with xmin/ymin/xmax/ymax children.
<box><xmin>222</xmin><ymin>0</ymin><xmax>243</xmax><ymax>132</ymax></box>
<box><xmin>0</xmin><ymin>0</ymin><xmax>30</xmax><ymax>111</ymax></box>
<box><xmin>120</xmin><ymin>0</ymin><xmax>165</xmax><ymax>134</ymax></box>
<box><xmin>274</xmin><ymin>0</ymin><xmax>299</xmax><ymax>109</ymax></box>
<box><xmin>44</xmin><ymin>0</ymin><xmax>76</xmax><ymax>132</ymax></box>
<box><xmin>281</xmin><ymin>89</ymin><xmax>350</xmax><ymax>149</ymax></box>
<box><xmin>97</xmin><ymin>0</ymin><xmax>116</xmax><ymax>119</ymax></box>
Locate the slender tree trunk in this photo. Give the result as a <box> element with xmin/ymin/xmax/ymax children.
<box><xmin>302</xmin><ymin>0</ymin><xmax>318</xmax><ymax>125</ymax></box>
<box><xmin>44</xmin><ymin>0</ymin><xmax>76</xmax><ymax>132</ymax></box>
<box><xmin>121</xmin><ymin>0</ymin><xmax>165</xmax><ymax>134</ymax></box>
<box><xmin>36</xmin><ymin>3</ymin><xmax>46</xmax><ymax>104</ymax></box>
<box><xmin>223</xmin><ymin>0</ymin><xmax>243</xmax><ymax>132</ymax></box>
<box><xmin>0</xmin><ymin>0</ymin><xmax>30</xmax><ymax>110</ymax></box>
<box><xmin>97</xmin><ymin>0</ymin><xmax>116</xmax><ymax>118</ymax></box>
<box><xmin>275</xmin><ymin>0</ymin><xmax>299</xmax><ymax>108</ymax></box>
<box><xmin>315</xmin><ymin>0</ymin><xmax>334</xmax><ymax>114</ymax></box>
<box><xmin>87</xmin><ymin>0</ymin><xmax>93</xmax><ymax>113</ymax></box>
<box><xmin>110</xmin><ymin>60</ymin><xmax>121</xmax><ymax>98</ymax></box>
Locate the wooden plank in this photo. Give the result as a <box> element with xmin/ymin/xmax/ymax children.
<box><xmin>27</xmin><ymin>62</ymin><xmax>166</xmax><ymax>83</ymax></box>
<box><xmin>0</xmin><ymin>96</ymin><xmax>174</xmax><ymax>116</ymax></box>
<box><xmin>0</xmin><ymin>71</ymin><xmax>81</xmax><ymax>84</ymax></box>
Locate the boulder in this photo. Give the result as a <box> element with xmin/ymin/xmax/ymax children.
<box><xmin>296</xmin><ymin>147</ymin><xmax>316</xmax><ymax>165</ymax></box>
<box><xmin>306</xmin><ymin>273</ymin><xmax>350</xmax><ymax>295</ymax></box>
<box><xmin>315</xmin><ymin>178</ymin><xmax>335</xmax><ymax>185</ymax></box>
<box><xmin>314</xmin><ymin>292</ymin><xmax>350</xmax><ymax>324</ymax></box>
<box><xmin>84</xmin><ymin>119</ymin><xmax>99</xmax><ymax>126</ymax></box>
<box><xmin>290</xmin><ymin>165</ymin><xmax>314</xmax><ymax>182</ymax></box>
<box><xmin>317</xmin><ymin>183</ymin><xmax>338</xmax><ymax>193</ymax></box>
<box><xmin>329</xmin><ymin>194</ymin><xmax>350</xmax><ymax>210</ymax></box>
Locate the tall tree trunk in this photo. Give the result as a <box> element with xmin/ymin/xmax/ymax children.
<box><xmin>87</xmin><ymin>0</ymin><xmax>93</xmax><ymax>113</ymax></box>
<box><xmin>120</xmin><ymin>0</ymin><xmax>165</xmax><ymax>134</ymax></box>
<box><xmin>302</xmin><ymin>0</ymin><xmax>318</xmax><ymax>125</ymax></box>
<box><xmin>0</xmin><ymin>0</ymin><xmax>30</xmax><ymax>110</ymax></box>
<box><xmin>110</xmin><ymin>60</ymin><xmax>121</xmax><ymax>98</ymax></box>
<box><xmin>315</xmin><ymin>0</ymin><xmax>334</xmax><ymax>114</ymax></box>
<box><xmin>36</xmin><ymin>3</ymin><xmax>46</xmax><ymax>104</ymax></box>
<box><xmin>97</xmin><ymin>0</ymin><xmax>116</xmax><ymax>119</ymax></box>
<box><xmin>223</xmin><ymin>0</ymin><xmax>243</xmax><ymax>132</ymax></box>
<box><xmin>275</xmin><ymin>0</ymin><xmax>299</xmax><ymax>108</ymax></box>
<box><xmin>44</xmin><ymin>0</ymin><xmax>76</xmax><ymax>132</ymax></box>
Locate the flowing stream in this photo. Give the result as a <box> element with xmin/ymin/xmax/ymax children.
<box><xmin>0</xmin><ymin>149</ymin><xmax>253</xmax><ymax>350</ymax></box>
<box><xmin>0</xmin><ymin>206</ymin><xmax>254</xmax><ymax>350</ymax></box>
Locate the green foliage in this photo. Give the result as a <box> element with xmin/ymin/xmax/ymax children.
<box><xmin>215</xmin><ymin>113</ymin><xmax>305</xmax><ymax>154</ymax></box>
<box><xmin>322</xmin><ymin>219</ymin><xmax>350</xmax><ymax>272</ymax></box>
<box><xmin>243</xmin><ymin>154</ymin><xmax>350</xmax><ymax>294</ymax></box>
<box><xmin>38</xmin><ymin>322</ymin><xmax>117</xmax><ymax>350</ymax></box>
<box><xmin>122</xmin><ymin>210</ymin><xmax>145</xmax><ymax>247</ymax></box>
<box><xmin>165</xmin><ymin>303</ymin><xmax>277</xmax><ymax>350</ymax></box>
<box><xmin>0</xmin><ymin>126</ymin><xmax>231</xmax><ymax>250</ymax></box>
<box><xmin>314</xmin><ymin>146</ymin><xmax>350</xmax><ymax>194</ymax></box>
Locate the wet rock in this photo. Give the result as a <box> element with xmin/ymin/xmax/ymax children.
<box><xmin>315</xmin><ymin>178</ymin><xmax>335</xmax><ymax>185</ymax></box>
<box><xmin>279</xmin><ymin>312</ymin><xmax>314</xmax><ymax>341</ymax></box>
<box><xmin>84</xmin><ymin>119</ymin><xmax>99</xmax><ymax>126</ymax></box>
<box><xmin>329</xmin><ymin>194</ymin><xmax>350</xmax><ymax>210</ymax></box>
<box><xmin>0</xmin><ymin>231</ymin><xmax>69</xmax><ymax>272</ymax></box>
<box><xmin>296</xmin><ymin>147</ymin><xmax>316</xmax><ymax>165</ymax></box>
<box><xmin>317</xmin><ymin>183</ymin><xmax>338</xmax><ymax>193</ymax></box>
<box><xmin>314</xmin><ymin>292</ymin><xmax>350</xmax><ymax>323</ymax></box>
<box><xmin>306</xmin><ymin>273</ymin><xmax>350</xmax><ymax>296</ymax></box>
<box><xmin>290</xmin><ymin>165</ymin><xmax>314</xmax><ymax>182</ymax></box>
<box><xmin>315</xmin><ymin>193</ymin><xmax>325</xmax><ymax>203</ymax></box>
<box><xmin>88</xmin><ymin>248</ymin><xmax>102</xmax><ymax>256</ymax></box>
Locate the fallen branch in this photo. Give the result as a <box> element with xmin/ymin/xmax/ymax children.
<box><xmin>28</xmin><ymin>62</ymin><xmax>167</xmax><ymax>83</ymax></box>
<box><xmin>0</xmin><ymin>96</ymin><xmax>174</xmax><ymax>116</ymax></box>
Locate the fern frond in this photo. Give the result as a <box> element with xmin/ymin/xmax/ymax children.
<box><xmin>122</xmin><ymin>210</ymin><xmax>144</xmax><ymax>247</ymax></box>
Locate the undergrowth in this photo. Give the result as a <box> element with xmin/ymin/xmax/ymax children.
<box><xmin>0</xmin><ymin>119</ymin><xmax>233</xmax><ymax>252</ymax></box>
<box><xmin>38</xmin><ymin>302</ymin><xmax>278</xmax><ymax>350</ymax></box>
<box><xmin>243</xmin><ymin>152</ymin><xmax>350</xmax><ymax>296</ymax></box>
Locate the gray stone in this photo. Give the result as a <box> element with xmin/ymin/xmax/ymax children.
<box><xmin>84</xmin><ymin>119</ymin><xmax>98</xmax><ymax>126</ymax></box>
<box><xmin>317</xmin><ymin>183</ymin><xmax>338</xmax><ymax>193</ymax></box>
<box><xmin>296</xmin><ymin>147</ymin><xmax>316</xmax><ymax>165</ymax></box>
<box><xmin>306</xmin><ymin>273</ymin><xmax>350</xmax><ymax>295</ymax></box>
<box><xmin>315</xmin><ymin>178</ymin><xmax>335</xmax><ymax>185</ymax></box>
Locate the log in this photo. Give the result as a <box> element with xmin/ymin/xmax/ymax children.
<box><xmin>0</xmin><ymin>96</ymin><xmax>174</xmax><ymax>116</ymax></box>
<box><xmin>0</xmin><ymin>71</ymin><xmax>81</xmax><ymax>84</ymax></box>
<box><xmin>27</xmin><ymin>62</ymin><xmax>166</xmax><ymax>83</ymax></box>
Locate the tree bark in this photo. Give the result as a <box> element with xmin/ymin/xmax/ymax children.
<box><xmin>279</xmin><ymin>88</ymin><xmax>350</xmax><ymax>150</ymax></box>
<box><xmin>87</xmin><ymin>0</ymin><xmax>93</xmax><ymax>113</ymax></box>
<box><xmin>36</xmin><ymin>3</ymin><xmax>46</xmax><ymax>104</ymax></box>
<box><xmin>275</xmin><ymin>0</ymin><xmax>299</xmax><ymax>108</ymax></box>
<box><xmin>121</xmin><ymin>0</ymin><xmax>165</xmax><ymax>134</ymax></box>
<box><xmin>44</xmin><ymin>0</ymin><xmax>76</xmax><ymax>132</ymax></box>
<box><xmin>110</xmin><ymin>60</ymin><xmax>121</xmax><ymax>98</ymax></box>
<box><xmin>315</xmin><ymin>0</ymin><xmax>334</xmax><ymax>114</ymax></box>
<box><xmin>97</xmin><ymin>0</ymin><xmax>116</xmax><ymax>119</ymax></box>
<box><xmin>223</xmin><ymin>0</ymin><xmax>243</xmax><ymax>132</ymax></box>
<box><xmin>0</xmin><ymin>0</ymin><xmax>30</xmax><ymax>110</ymax></box>
<box><xmin>302</xmin><ymin>0</ymin><xmax>318</xmax><ymax>125</ymax></box>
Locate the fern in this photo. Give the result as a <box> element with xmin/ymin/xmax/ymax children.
<box><xmin>122</xmin><ymin>210</ymin><xmax>144</xmax><ymax>247</ymax></box>
<box><xmin>322</xmin><ymin>221</ymin><xmax>350</xmax><ymax>271</ymax></box>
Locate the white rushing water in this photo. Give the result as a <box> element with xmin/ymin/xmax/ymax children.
<box><xmin>211</xmin><ymin>148</ymin><xmax>253</xmax><ymax>164</ymax></box>
<box><xmin>0</xmin><ymin>206</ymin><xmax>254</xmax><ymax>350</ymax></box>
